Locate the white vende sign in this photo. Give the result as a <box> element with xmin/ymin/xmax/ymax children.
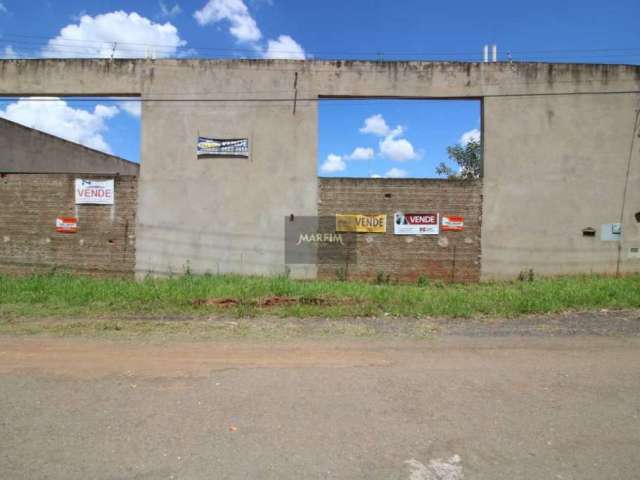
<box><xmin>394</xmin><ymin>212</ymin><xmax>440</xmax><ymax>235</ymax></box>
<box><xmin>75</xmin><ymin>179</ymin><xmax>114</xmax><ymax>205</ymax></box>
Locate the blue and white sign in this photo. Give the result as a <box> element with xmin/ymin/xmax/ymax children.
<box><xmin>197</xmin><ymin>137</ymin><xmax>249</xmax><ymax>157</ymax></box>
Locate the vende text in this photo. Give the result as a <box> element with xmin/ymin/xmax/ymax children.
<box><xmin>77</xmin><ymin>188</ymin><xmax>112</xmax><ymax>199</ymax></box>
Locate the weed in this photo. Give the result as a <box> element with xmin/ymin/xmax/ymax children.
<box><xmin>375</xmin><ymin>271</ymin><xmax>391</xmax><ymax>285</ymax></box>
<box><xmin>518</xmin><ymin>269</ymin><xmax>535</xmax><ymax>282</ymax></box>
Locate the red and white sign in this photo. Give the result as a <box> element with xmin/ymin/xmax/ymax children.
<box><xmin>75</xmin><ymin>179</ymin><xmax>114</xmax><ymax>205</ymax></box>
<box><xmin>55</xmin><ymin>217</ymin><xmax>78</xmax><ymax>233</ymax></box>
<box><xmin>442</xmin><ymin>215</ymin><xmax>464</xmax><ymax>231</ymax></box>
<box><xmin>394</xmin><ymin>212</ymin><xmax>439</xmax><ymax>235</ymax></box>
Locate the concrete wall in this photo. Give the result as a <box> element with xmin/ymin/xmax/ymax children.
<box><xmin>482</xmin><ymin>93</ymin><xmax>640</xmax><ymax>278</ymax></box>
<box><xmin>0</xmin><ymin>174</ymin><xmax>137</xmax><ymax>276</ymax></box>
<box><xmin>0</xmin><ymin>118</ymin><xmax>139</xmax><ymax>175</ymax></box>
<box><xmin>318</xmin><ymin>178</ymin><xmax>482</xmax><ymax>282</ymax></box>
<box><xmin>135</xmin><ymin>64</ymin><xmax>318</xmax><ymax>277</ymax></box>
<box><xmin>1</xmin><ymin>59</ymin><xmax>639</xmax><ymax>280</ymax></box>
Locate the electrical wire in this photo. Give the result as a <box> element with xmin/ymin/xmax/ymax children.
<box><xmin>2</xmin><ymin>32</ymin><xmax>640</xmax><ymax>61</ymax></box>
<box><xmin>3</xmin><ymin>34</ymin><xmax>640</xmax><ymax>64</ymax></box>
<box><xmin>2</xmin><ymin>31</ymin><xmax>640</xmax><ymax>57</ymax></box>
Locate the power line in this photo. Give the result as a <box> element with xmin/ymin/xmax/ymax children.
<box><xmin>2</xmin><ymin>32</ymin><xmax>640</xmax><ymax>59</ymax></box>
<box><xmin>3</xmin><ymin>35</ymin><xmax>640</xmax><ymax>65</ymax></box>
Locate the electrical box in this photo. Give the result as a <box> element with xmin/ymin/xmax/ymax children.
<box><xmin>601</xmin><ymin>223</ymin><xmax>622</xmax><ymax>241</ymax></box>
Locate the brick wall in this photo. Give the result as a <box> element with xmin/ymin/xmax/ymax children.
<box><xmin>0</xmin><ymin>174</ymin><xmax>137</xmax><ymax>277</ymax></box>
<box><xmin>318</xmin><ymin>178</ymin><xmax>482</xmax><ymax>283</ymax></box>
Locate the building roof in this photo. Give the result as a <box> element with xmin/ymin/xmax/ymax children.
<box><xmin>0</xmin><ymin>116</ymin><xmax>139</xmax><ymax>175</ymax></box>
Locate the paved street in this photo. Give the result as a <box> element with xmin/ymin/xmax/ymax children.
<box><xmin>1</xmin><ymin>317</ymin><xmax>640</xmax><ymax>479</ymax></box>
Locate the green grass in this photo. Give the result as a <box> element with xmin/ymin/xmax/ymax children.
<box><xmin>1</xmin><ymin>272</ymin><xmax>640</xmax><ymax>322</ymax></box>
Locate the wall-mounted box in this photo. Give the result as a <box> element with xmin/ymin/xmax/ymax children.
<box><xmin>601</xmin><ymin>223</ymin><xmax>622</xmax><ymax>241</ymax></box>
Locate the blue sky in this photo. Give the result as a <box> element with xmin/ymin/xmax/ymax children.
<box><xmin>318</xmin><ymin>100</ymin><xmax>480</xmax><ymax>178</ymax></box>
<box><xmin>0</xmin><ymin>0</ymin><xmax>638</xmax><ymax>176</ymax></box>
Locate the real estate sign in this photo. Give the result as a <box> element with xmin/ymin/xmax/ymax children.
<box><xmin>336</xmin><ymin>214</ymin><xmax>387</xmax><ymax>233</ymax></box>
<box><xmin>394</xmin><ymin>212</ymin><xmax>439</xmax><ymax>235</ymax></box>
<box><xmin>197</xmin><ymin>137</ymin><xmax>250</xmax><ymax>157</ymax></box>
<box><xmin>442</xmin><ymin>215</ymin><xmax>464</xmax><ymax>231</ymax></box>
<box><xmin>55</xmin><ymin>216</ymin><xmax>78</xmax><ymax>233</ymax></box>
<box><xmin>75</xmin><ymin>179</ymin><xmax>114</xmax><ymax>205</ymax></box>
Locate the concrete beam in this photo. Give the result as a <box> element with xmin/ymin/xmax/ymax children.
<box><xmin>2</xmin><ymin>59</ymin><xmax>638</xmax><ymax>98</ymax></box>
<box><xmin>0</xmin><ymin>59</ymin><xmax>144</xmax><ymax>96</ymax></box>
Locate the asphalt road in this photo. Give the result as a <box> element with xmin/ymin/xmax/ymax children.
<box><xmin>1</xmin><ymin>319</ymin><xmax>640</xmax><ymax>479</ymax></box>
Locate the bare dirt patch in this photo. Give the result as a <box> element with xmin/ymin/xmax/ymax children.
<box><xmin>191</xmin><ymin>295</ymin><xmax>339</xmax><ymax>309</ymax></box>
<box><xmin>192</xmin><ymin>298</ymin><xmax>239</xmax><ymax>307</ymax></box>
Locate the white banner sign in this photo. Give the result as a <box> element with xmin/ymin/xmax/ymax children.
<box><xmin>394</xmin><ymin>212</ymin><xmax>440</xmax><ymax>235</ymax></box>
<box><xmin>75</xmin><ymin>179</ymin><xmax>114</xmax><ymax>205</ymax></box>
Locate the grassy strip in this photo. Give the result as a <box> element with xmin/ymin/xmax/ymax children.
<box><xmin>1</xmin><ymin>273</ymin><xmax>640</xmax><ymax>320</ymax></box>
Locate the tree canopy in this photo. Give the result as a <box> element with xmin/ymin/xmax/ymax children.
<box><xmin>436</xmin><ymin>140</ymin><xmax>481</xmax><ymax>180</ymax></box>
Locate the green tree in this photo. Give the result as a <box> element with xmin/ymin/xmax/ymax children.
<box><xmin>436</xmin><ymin>139</ymin><xmax>481</xmax><ymax>180</ymax></box>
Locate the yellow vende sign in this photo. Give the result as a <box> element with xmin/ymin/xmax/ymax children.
<box><xmin>335</xmin><ymin>213</ymin><xmax>387</xmax><ymax>233</ymax></box>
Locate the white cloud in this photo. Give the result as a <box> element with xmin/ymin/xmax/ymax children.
<box><xmin>345</xmin><ymin>146</ymin><xmax>374</xmax><ymax>161</ymax></box>
<box><xmin>370</xmin><ymin>173</ymin><xmax>382</xmax><ymax>178</ymax></box>
<box><xmin>263</xmin><ymin>35</ymin><xmax>306</xmax><ymax>60</ymax></box>
<box><xmin>2</xmin><ymin>45</ymin><xmax>16</xmax><ymax>58</ymax></box>
<box><xmin>460</xmin><ymin>128</ymin><xmax>480</xmax><ymax>145</ymax></box>
<box><xmin>319</xmin><ymin>154</ymin><xmax>346</xmax><ymax>174</ymax></box>
<box><xmin>118</xmin><ymin>101</ymin><xmax>141</xmax><ymax>117</ymax></box>
<box><xmin>159</xmin><ymin>2</ymin><xmax>182</xmax><ymax>18</ymax></box>
<box><xmin>0</xmin><ymin>2</ymin><xmax>6</xmax><ymax>14</ymax></box>
<box><xmin>194</xmin><ymin>0</ymin><xmax>262</xmax><ymax>42</ymax></box>
<box><xmin>0</xmin><ymin>98</ymin><xmax>119</xmax><ymax>153</ymax></box>
<box><xmin>379</xmin><ymin>126</ymin><xmax>418</xmax><ymax>162</ymax></box>
<box><xmin>359</xmin><ymin>114</ymin><xmax>390</xmax><ymax>137</ymax></box>
<box><xmin>385</xmin><ymin>167</ymin><xmax>408</xmax><ymax>178</ymax></box>
<box><xmin>359</xmin><ymin>113</ymin><xmax>419</xmax><ymax>162</ymax></box>
<box><xmin>42</xmin><ymin>11</ymin><xmax>186</xmax><ymax>58</ymax></box>
<box><xmin>195</xmin><ymin>0</ymin><xmax>306</xmax><ymax>59</ymax></box>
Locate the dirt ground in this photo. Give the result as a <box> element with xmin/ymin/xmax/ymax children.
<box><xmin>1</xmin><ymin>310</ymin><xmax>639</xmax><ymax>479</ymax></box>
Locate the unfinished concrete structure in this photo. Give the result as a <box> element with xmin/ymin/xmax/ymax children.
<box><xmin>1</xmin><ymin>59</ymin><xmax>639</xmax><ymax>280</ymax></box>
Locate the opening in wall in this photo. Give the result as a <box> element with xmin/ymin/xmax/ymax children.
<box><xmin>0</xmin><ymin>95</ymin><xmax>141</xmax><ymax>171</ymax></box>
<box><xmin>318</xmin><ymin>98</ymin><xmax>482</xmax><ymax>179</ymax></box>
